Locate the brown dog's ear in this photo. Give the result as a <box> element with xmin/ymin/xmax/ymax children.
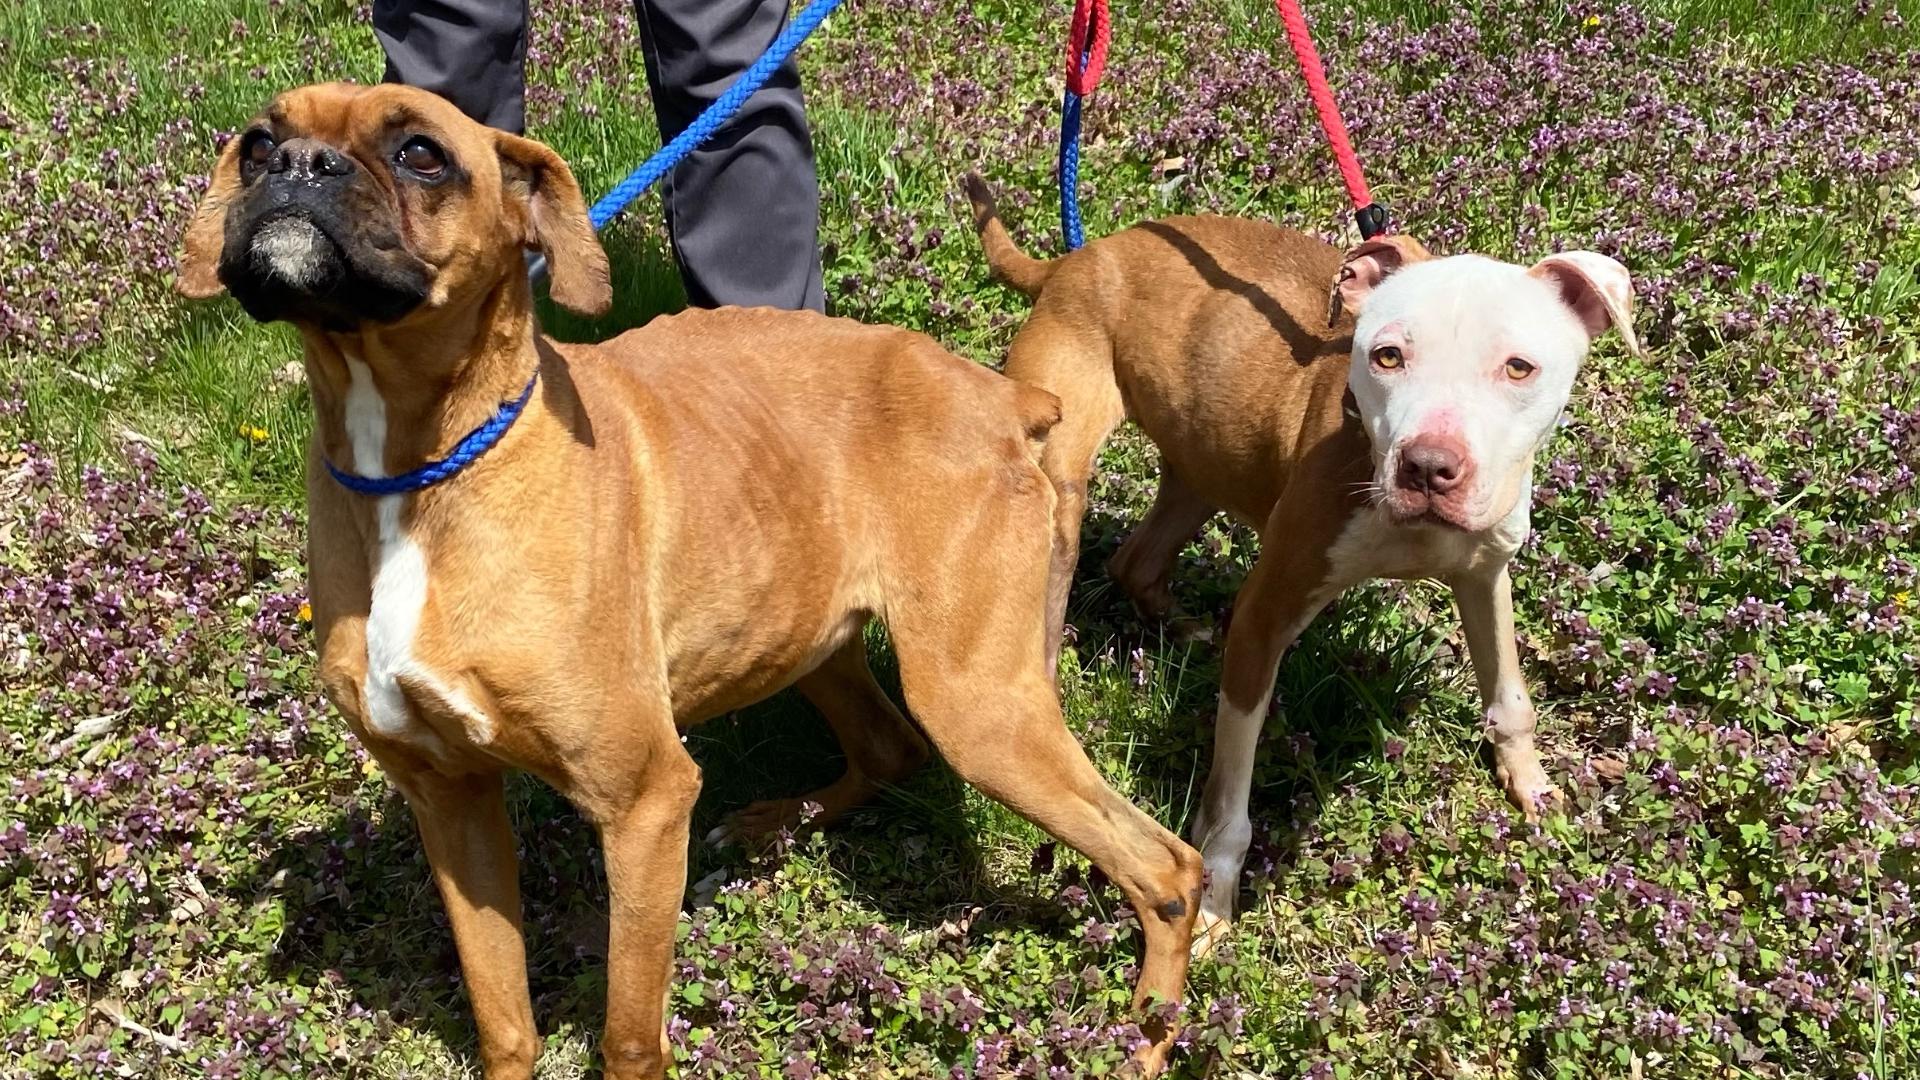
<box><xmin>1327</xmin><ymin>233</ymin><xmax>1432</xmax><ymax>326</ymax></box>
<box><xmin>1529</xmin><ymin>251</ymin><xmax>1640</xmax><ymax>357</ymax></box>
<box><xmin>495</xmin><ymin>132</ymin><xmax>611</xmax><ymax>316</ymax></box>
<box><xmin>177</xmin><ymin>136</ymin><xmax>247</xmax><ymax>299</ymax></box>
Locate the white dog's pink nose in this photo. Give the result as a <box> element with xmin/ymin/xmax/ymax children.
<box><xmin>1395</xmin><ymin>435</ymin><xmax>1473</xmax><ymax>496</ymax></box>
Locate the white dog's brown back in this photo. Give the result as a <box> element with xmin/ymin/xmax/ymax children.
<box><xmin>977</xmin><ymin>204</ymin><xmax>1366</xmax><ymax>526</ymax></box>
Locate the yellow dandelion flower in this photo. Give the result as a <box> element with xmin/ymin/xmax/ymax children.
<box><xmin>239</xmin><ymin>424</ymin><xmax>270</xmax><ymax>445</ymax></box>
<box><xmin>1582</xmin><ymin>14</ymin><xmax>1601</xmax><ymax>28</ymax></box>
<box><xmin>298</xmin><ymin>601</ymin><xmax>313</xmax><ymax>622</ymax></box>
<box><xmin>1897</xmin><ymin>591</ymin><xmax>1911</xmax><ymax>610</ymax></box>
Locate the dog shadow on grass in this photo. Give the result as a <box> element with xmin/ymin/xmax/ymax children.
<box><xmin>245</xmin><ymin>676</ymin><xmax>1001</xmax><ymax>1070</ymax></box>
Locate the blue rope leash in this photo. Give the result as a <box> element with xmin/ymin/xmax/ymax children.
<box><xmin>529</xmin><ymin>0</ymin><xmax>847</xmax><ymax>282</ymax></box>
<box><xmin>1056</xmin><ymin>0</ymin><xmax>1108</xmax><ymax>252</ymax></box>
<box><xmin>352</xmin><ymin>0</ymin><xmax>841</xmax><ymax>493</ymax></box>
<box><xmin>1058</xmin><ymin>89</ymin><xmax>1087</xmax><ymax>251</ymax></box>
<box><xmin>326</xmin><ymin>372</ymin><xmax>540</xmax><ymax>496</ymax></box>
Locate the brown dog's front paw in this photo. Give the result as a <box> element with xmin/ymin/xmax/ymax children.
<box><xmin>705</xmin><ymin>797</ymin><xmax>835</xmax><ymax>852</ymax></box>
<box><xmin>1166</xmin><ymin>613</ymin><xmax>1215</xmax><ymax>645</ymax></box>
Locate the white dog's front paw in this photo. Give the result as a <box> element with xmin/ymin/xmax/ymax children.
<box><xmin>1192</xmin><ymin>902</ymin><xmax>1235</xmax><ymax>959</ymax></box>
<box><xmin>1189</xmin><ymin>808</ymin><xmax>1251</xmax><ymax>960</ymax></box>
<box><xmin>1494</xmin><ymin>746</ymin><xmax>1561</xmax><ymax>822</ymax></box>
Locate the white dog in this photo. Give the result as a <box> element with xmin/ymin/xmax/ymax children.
<box><xmin>966</xmin><ymin>176</ymin><xmax>1637</xmax><ymax>950</ymax></box>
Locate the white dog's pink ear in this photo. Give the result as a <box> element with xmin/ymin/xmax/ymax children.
<box><xmin>1529</xmin><ymin>251</ymin><xmax>1641</xmax><ymax>357</ymax></box>
<box><xmin>1328</xmin><ymin>234</ymin><xmax>1433</xmax><ymax>326</ymax></box>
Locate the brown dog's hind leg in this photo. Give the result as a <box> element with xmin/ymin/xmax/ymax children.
<box><xmin>1107</xmin><ymin>471</ymin><xmax>1216</xmax><ymax>623</ymax></box>
<box><xmin>1003</xmin><ymin>318</ymin><xmax>1125</xmax><ymax>683</ymax></box>
<box><xmin>714</xmin><ymin>635</ymin><xmax>930</xmax><ymax>844</ymax></box>
<box><xmin>885</xmin><ymin>498</ymin><xmax>1200</xmax><ymax>1075</ymax></box>
<box><xmin>894</xmin><ymin>661</ymin><xmax>1201</xmax><ymax>1074</ymax></box>
<box><xmin>389</xmin><ymin>765</ymin><xmax>539</xmax><ymax>1080</ymax></box>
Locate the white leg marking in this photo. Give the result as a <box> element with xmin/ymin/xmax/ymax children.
<box><xmin>1454</xmin><ymin>565</ymin><xmax>1555</xmax><ymax>817</ymax></box>
<box><xmin>1191</xmin><ymin>688</ymin><xmax>1271</xmax><ymax>960</ymax></box>
<box><xmin>1195</xmin><ymin>694</ymin><xmax>1269</xmax><ymax>923</ymax></box>
<box><xmin>1191</xmin><ymin>599</ymin><xmax>1326</xmax><ymax>958</ymax></box>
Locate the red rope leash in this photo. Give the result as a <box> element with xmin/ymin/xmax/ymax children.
<box><xmin>1063</xmin><ymin>0</ymin><xmax>1111</xmax><ymax>96</ymax></box>
<box><xmin>1272</xmin><ymin>0</ymin><xmax>1387</xmax><ymax>238</ymax></box>
<box><xmin>1057</xmin><ymin>0</ymin><xmax>1110</xmax><ymax>248</ymax></box>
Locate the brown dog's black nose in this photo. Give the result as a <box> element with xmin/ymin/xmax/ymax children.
<box><xmin>1395</xmin><ymin>437</ymin><xmax>1471</xmax><ymax>495</ymax></box>
<box><xmin>267</xmin><ymin>138</ymin><xmax>355</xmax><ymax>182</ymax></box>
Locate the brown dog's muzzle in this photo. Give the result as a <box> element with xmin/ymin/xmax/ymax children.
<box><xmin>218</xmin><ymin>135</ymin><xmax>432</xmax><ymax>329</ymax></box>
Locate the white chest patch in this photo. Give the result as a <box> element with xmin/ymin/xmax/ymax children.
<box><xmin>343</xmin><ymin>358</ymin><xmax>492</xmax><ymax>750</ymax></box>
<box><xmin>345</xmin><ymin>358</ymin><xmax>429</xmax><ymax>744</ymax></box>
<box><xmin>1323</xmin><ymin>505</ymin><xmax>1521</xmax><ymax>589</ymax></box>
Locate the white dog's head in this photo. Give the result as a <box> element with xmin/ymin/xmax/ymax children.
<box><xmin>1329</xmin><ymin>235</ymin><xmax>1638</xmax><ymax>533</ymax></box>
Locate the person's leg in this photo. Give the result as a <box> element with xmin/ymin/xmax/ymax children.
<box><xmin>633</xmin><ymin>0</ymin><xmax>826</xmax><ymax>311</ymax></box>
<box><xmin>373</xmin><ymin>0</ymin><xmax>531</xmax><ymax>134</ymax></box>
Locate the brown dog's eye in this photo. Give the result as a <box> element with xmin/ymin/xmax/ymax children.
<box><xmin>395</xmin><ymin>136</ymin><xmax>447</xmax><ymax>179</ymax></box>
<box><xmin>1371</xmin><ymin>345</ymin><xmax>1404</xmax><ymax>370</ymax></box>
<box><xmin>1505</xmin><ymin>357</ymin><xmax>1538</xmax><ymax>381</ymax></box>
<box><xmin>240</xmin><ymin>131</ymin><xmax>276</xmax><ymax>173</ymax></box>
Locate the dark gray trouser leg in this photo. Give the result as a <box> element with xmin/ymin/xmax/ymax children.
<box><xmin>373</xmin><ymin>0</ymin><xmax>531</xmax><ymax>134</ymax></box>
<box><xmin>633</xmin><ymin>0</ymin><xmax>826</xmax><ymax>311</ymax></box>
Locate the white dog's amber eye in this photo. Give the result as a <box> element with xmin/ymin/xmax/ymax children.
<box><xmin>1371</xmin><ymin>345</ymin><xmax>1404</xmax><ymax>370</ymax></box>
<box><xmin>1505</xmin><ymin>357</ymin><xmax>1538</xmax><ymax>381</ymax></box>
<box><xmin>395</xmin><ymin>136</ymin><xmax>447</xmax><ymax>179</ymax></box>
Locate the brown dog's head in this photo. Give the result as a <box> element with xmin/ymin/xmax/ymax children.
<box><xmin>176</xmin><ymin>82</ymin><xmax>610</xmax><ymax>328</ymax></box>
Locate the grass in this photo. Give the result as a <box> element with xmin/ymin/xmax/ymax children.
<box><xmin>3</xmin><ymin>0</ymin><xmax>1919</xmax><ymax>1077</ymax></box>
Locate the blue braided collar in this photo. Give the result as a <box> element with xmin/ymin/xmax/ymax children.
<box><xmin>326</xmin><ymin>371</ymin><xmax>539</xmax><ymax>496</ymax></box>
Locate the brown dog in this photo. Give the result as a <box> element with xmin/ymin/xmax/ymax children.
<box><xmin>965</xmin><ymin>176</ymin><xmax>1636</xmax><ymax>952</ymax></box>
<box><xmin>176</xmin><ymin>83</ymin><xmax>1201</xmax><ymax>1079</ymax></box>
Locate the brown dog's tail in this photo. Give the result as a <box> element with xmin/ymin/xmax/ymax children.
<box><xmin>963</xmin><ymin>173</ymin><xmax>1057</xmax><ymax>297</ymax></box>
